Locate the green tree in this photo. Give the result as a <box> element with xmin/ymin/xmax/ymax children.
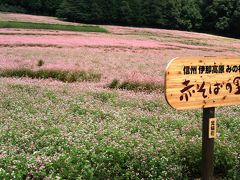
<box><xmin>203</xmin><ymin>0</ymin><xmax>235</xmax><ymax>33</ymax></box>
<box><xmin>140</xmin><ymin>0</ymin><xmax>164</xmax><ymax>27</ymax></box>
<box><xmin>230</xmin><ymin>1</ymin><xmax>240</xmax><ymax>34</ymax></box>
<box><xmin>57</xmin><ymin>0</ymin><xmax>91</xmax><ymax>22</ymax></box>
<box><xmin>89</xmin><ymin>1</ymin><xmax>103</xmax><ymax>23</ymax></box>
<box><xmin>162</xmin><ymin>0</ymin><xmax>182</xmax><ymax>29</ymax></box>
<box><xmin>41</xmin><ymin>0</ymin><xmax>62</xmax><ymax>15</ymax></box>
<box><xmin>179</xmin><ymin>0</ymin><xmax>203</xmax><ymax>30</ymax></box>
<box><xmin>57</xmin><ymin>0</ymin><xmax>76</xmax><ymax>21</ymax></box>
<box><xmin>119</xmin><ymin>0</ymin><xmax>133</xmax><ymax>24</ymax></box>
<box><xmin>127</xmin><ymin>0</ymin><xmax>143</xmax><ymax>25</ymax></box>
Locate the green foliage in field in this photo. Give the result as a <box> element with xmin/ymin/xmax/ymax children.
<box><xmin>0</xmin><ymin>21</ymin><xmax>108</xmax><ymax>33</ymax></box>
<box><xmin>0</xmin><ymin>68</ymin><xmax>101</xmax><ymax>82</ymax></box>
<box><xmin>37</xmin><ymin>60</ymin><xmax>45</xmax><ymax>67</ymax></box>
<box><xmin>108</xmin><ymin>79</ymin><xmax>164</xmax><ymax>92</ymax></box>
<box><xmin>0</xmin><ymin>82</ymin><xmax>239</xmax><ymax>179</ymax></box>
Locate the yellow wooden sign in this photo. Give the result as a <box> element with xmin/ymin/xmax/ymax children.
<box><xmin>165</xmin><ymin>56</ymin><xmax>240</xmax><ymax>110</ymax></box>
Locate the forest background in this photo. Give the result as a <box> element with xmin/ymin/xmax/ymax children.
<box><xmin>1</xmin><ymin>0</ymin><xmax>240</xmax><ymax>37</ymax></box>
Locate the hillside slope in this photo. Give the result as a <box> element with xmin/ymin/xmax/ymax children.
<box><xmin>0</xmin><ymin>13</ymin><xmax>239</xmax><ymax>179</ymax></box>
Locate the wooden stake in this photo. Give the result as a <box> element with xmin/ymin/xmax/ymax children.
<box><xmin>202</xmin><ymin>107</ymin><xmax>215</xmax><ymax>180</ymax></box>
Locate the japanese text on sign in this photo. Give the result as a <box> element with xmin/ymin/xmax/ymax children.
<box><xmin>165</xmin><ymin>57</ymin><xmax>240</xmax><ymax>110</ymax></box>
<box><xmin>180</xmin><ymin>77</ymin><xmax>240</xmax><ymax>102</ymax></box>
<box><xmin>183</xmin><ymin>65</ymin><xmax>240</xmax><ymax>75</ymax></box>
<box><xmin>209</xmin><ymin>118</ymin><xmax>217</xmax><ymax>139</ymax></box>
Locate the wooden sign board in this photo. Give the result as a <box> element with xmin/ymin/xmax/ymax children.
<box><xmin>165</xmin><ymin>57</ymin><xmax>240</xmax><ymax>110</ymax></box>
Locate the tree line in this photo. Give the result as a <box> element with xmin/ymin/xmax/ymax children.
<box><xmin>1</xmin><ymin>0</ymin><xmax>240</xmax><ymax>37</ymax></box>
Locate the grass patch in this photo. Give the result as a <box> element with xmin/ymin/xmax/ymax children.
<box><xmin>108</xmin><ymin>79</ymin><xmax>164</xmax><ymax>92</ymax></box>
<box><xmin>177</xmin><ymin>40</ymin><xmax>212</xmax><ymax>46</ymax></box>
<box><xmin>0</xmin><ymin>68</ymin><xmax>101</xmax><ymax>82</ymax></box>
<box><xmin>92</xmin><ymin>91</ymin><xmax>118</xmax><ymax>103</ymax></box>
<box><xmin>0</xmin><ymin>21</ymin><xmax>108</xmax><ymax>33</ymax></box>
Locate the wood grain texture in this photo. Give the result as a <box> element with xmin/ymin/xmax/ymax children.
<box><xmin>165</xmin><ymin>56</ymin><xmax>240</xmax><ymax>110</ymax></box>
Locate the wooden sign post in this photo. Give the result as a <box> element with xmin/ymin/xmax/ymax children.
<box><xmin>165</xmin><ymin>56</ymin><xmax>240</xmax><ymax>179</ymax></box>
<box><xmin>202</xmin><ymin>107</ymin><xmax>215</xmax><ymax>179</ymax></box>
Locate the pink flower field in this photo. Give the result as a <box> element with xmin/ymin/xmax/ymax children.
<box><xmin>0</xmin><ymin>13</ymin><xmax>240</xmax><ymax>179</ymax></box>
<box><xmin>1</xmin><ymin>12</ymin><xmax>240</xmax><ymax>89</ymax></box>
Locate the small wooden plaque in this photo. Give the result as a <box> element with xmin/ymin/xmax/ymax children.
<box><xmin>165</xmin><ymin>56</ymin><xmax>240</xmax><ymax>110</ymax></box>
<box><xmin>209</xmin><ymin>118</ymin><xmax>217</xmax><ymax>139</ymax></box>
